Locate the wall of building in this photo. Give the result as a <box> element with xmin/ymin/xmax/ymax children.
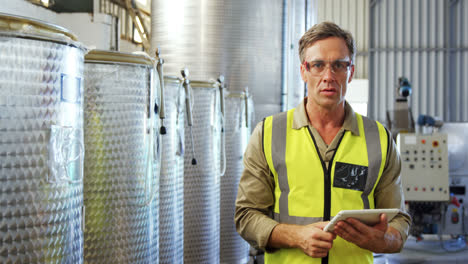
<box><xmin>369</xmin><ymin>0</ymin><xmax>468</xmax><ymax>122</ymax></box>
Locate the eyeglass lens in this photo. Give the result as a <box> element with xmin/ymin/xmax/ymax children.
<box><xmin>305</xmin><ymin>60</ymin><xmax>351</xmax><ymax>74</ymax></box>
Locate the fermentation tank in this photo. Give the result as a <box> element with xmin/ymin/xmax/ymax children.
<box><xmin>183</xmin><ymin>79</ymin><xmax>222</xmax><ymax>263</ymax></box>
<box><xmin>83</xmin><ymin>50</ymin><xmax>160</xmax><ymax>263</ymax></box>
<box><xmin>0</xmin><ymin>14</ymin><xmax>85</xmax><ymax>263</ymax></box>
<box><xmin>220</xmin><ymin>92</ymin><xmax>252</xmax><ymax>264</ymax></box>
<box><xmin>151</xmin><ymin>0</ymin><xmax>283</xmax><ymax>124</ymax></box>
<box><xmin>159</xmin><ymin>76</ymin><xmax>185</xmax><ymax>263</ymax></box>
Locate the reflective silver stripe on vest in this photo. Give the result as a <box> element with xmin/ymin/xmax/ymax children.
<box><xmin>361</xmin><ymin>116</ymin><xmax>382</xmax><ymax>209</ymax></box>
<box><xmin>271</xmin><ymin>112</ymin><xmax>289</xmax><ymax>220</ymax></box>
<box><xmin>273</xmin><ymin>213</ymin><xmax>322</xmax><ymax>225</ymax></box>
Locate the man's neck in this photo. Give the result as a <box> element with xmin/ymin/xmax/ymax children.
<box><xmin>305</xmin><ymin>100</ymin><xmax>345</xmax><ymax>145</ymax></box>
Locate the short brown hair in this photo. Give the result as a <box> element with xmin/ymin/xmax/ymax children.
<box><xmin>298</xmin><ymin>21</ymin><xmax>356</xmax><ymax>64</ymax></box>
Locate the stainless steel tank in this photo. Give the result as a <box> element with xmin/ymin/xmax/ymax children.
<box><xmin>151</xmin><ymin>0</ymin><xmax>283</xmax><ymax>124</ymax></box>
<box><xmin>0</xmin><ymin>14</ymin><xmax>85</xmax><ymax>263</ymax></box>
<box><xmin>83</xmin><ymin>50</ymin><xmax>160</xmax><ymax>263</ymax></box>
<box><xmin>159</xmin><ymin>76</ymin><xmax>185</xmax><ymax>264</ymax></box>
<box><xmin>220</xmin><ymin>92</ymin><xmax>251</xmax><ymax>264</ymax></box>
<box><xmin>439</xmin><ymin>123</ymin><xmax>468</xmax><ymax>177</ymax></box>
<box><xmin>183</xmin><ymin>79</ymin><xmax>222</xmax><ymax>263</ymax></box>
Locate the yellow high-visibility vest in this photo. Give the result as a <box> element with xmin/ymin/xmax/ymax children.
<box><xmin>263</xmin><ymin>108</ymin><xmax>388</xmax><ymax>264</ymax></box>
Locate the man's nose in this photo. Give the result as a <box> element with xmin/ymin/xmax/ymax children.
<box><xmin>322</xmin><ymin>66</ymin><xmax>336</xmax><ymax>82</ymax></box>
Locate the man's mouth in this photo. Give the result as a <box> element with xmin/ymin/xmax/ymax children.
<box><xmin>321</xmin><ymin>87</ymin><xmax>338</xmax><ymax>94</ymax></box>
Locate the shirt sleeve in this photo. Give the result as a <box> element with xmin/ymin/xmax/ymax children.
<box><xmin>374</xmin><ymin>129</ymin><xmax>412</xmax><ymax>250</ymax></box>
<box><xmin>234</xmin><ymin>121</ymin><xmax>279</xmax><ymax>251</ymax></box>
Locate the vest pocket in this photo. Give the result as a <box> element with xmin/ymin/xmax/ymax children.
<box><xmin>333</xmin><ymin>162</ymin><xmax>368</xmax><ymax>191</ymax></box>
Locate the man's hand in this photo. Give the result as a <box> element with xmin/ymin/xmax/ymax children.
<box><xmin>268</xmin><ymin>222</ymin><xmax>336</xmax><ymax>258</ymax></box>
<box><xmin>297</xmin><ymin>222</ymin><xmax>337</xmax><ymax>257</ymax></box>
<box><xmin>333</xmin><ymin>213</ymin><xmax>403</xmax><ymax>253</ymax></box>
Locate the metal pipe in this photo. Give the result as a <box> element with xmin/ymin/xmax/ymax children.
<box><xmin>218</xmin><ymin>75</ymin><xmax>225</xmax><ymax>121</ymax></box>
<box><xmin>155</xmin><ymin>48</ymin><xmax>166</xmax><ymax>134</ymax></box>
<box><xmin>181</xmin><ymin>68</ymin><xmax>197</xmax><ymax>165</ymax></box>
<box><xmin>281</xmin><ymin>0</ymin><xmax>288</xmax><ymax>111</ymax></box>
<box><xmin>368</xmin><ymin>0</ymin><xmax>376</xmax><ymax>119</ymax></box>
<box><xmin>217</xmin><ymin>75</ymin><xmax>226</xmax><ymax>177</ymax></box>
<box><xmin>244</xmin><ymin>87</ymin><xmax>250</xmax><ymax>128</ymax></box>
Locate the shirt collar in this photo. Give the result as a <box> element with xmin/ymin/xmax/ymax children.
<box><xmin>292</xmin><ymin>98</ymin><xmax>360</xmax><ymax>136</ymax></box>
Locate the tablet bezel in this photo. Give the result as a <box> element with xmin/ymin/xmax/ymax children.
<box><xmin>323</xmin><ymin>208</ymin><xmax>400</xmax><ymax>232</ymax></box>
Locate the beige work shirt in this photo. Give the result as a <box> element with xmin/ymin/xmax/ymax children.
<box><xmin>235</xmin><ymin>98</ymin><xmax>412</xmax><ymax>251</ymax></box>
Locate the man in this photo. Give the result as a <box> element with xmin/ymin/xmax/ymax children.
<box><xmin>235</xmin><ymin>21</ymin><xmax>411</xmax><ymax>264</ymax></box>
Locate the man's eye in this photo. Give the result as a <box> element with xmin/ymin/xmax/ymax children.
<box><xmin>311</xmin><ymin>62</ymin><xmax>324</xmax><ymax>68</ymax></box>
<box><xmin>333</xmin><ymin>62</ymin><xmax>345</xmax><ymax>69</ymax></box>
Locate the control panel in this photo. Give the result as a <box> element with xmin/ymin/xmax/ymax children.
<box><xmin>397</xmin><ymin>133</ymin><xmax>449</xmax><ymax>201</ymax></box>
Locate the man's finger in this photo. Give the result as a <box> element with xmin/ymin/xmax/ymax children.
<box><xmin>345</xmin><ymin>218</ymin><xmax>371</xmax><ymax>233</ymax></box>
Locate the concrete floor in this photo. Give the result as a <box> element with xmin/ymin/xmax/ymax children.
<box><xmin>376</xmin><ymin>235</ymin><xmax>468</xmax><ymax>264</ymax></box>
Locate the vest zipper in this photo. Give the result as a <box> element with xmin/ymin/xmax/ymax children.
<box><xmin>306</xmin><ymin>127</ymin><xmax>345</xmax><ymax>220</ymax></box>
<box><xmin>306</xmin><ymin>127</ymin><xmax>345</xmax><ymax>264</ymax></box>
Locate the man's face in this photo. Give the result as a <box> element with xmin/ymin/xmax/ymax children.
<box><xmin>300</xmin><ymin>37</ymin><xmax>355</xmax><ymax>111</ymax></box>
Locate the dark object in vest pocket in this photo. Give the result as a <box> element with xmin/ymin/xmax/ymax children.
<box><xmin>333</xmin><ymin>162</ymin><xmax>368</xmax><ymax>191</ymax></box>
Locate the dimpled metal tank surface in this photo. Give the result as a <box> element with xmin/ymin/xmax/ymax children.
<box><xmin>0</xmin><ymin>14</ymin><xmax>85</xmax><ymax>264</ymax></box>
<box><xmin>83</xmin><ymin>50</ymin><xmax>160</xmax><ymax>263</ymax></box>
<box><xmin>159</xmin><ymin>76</ymin><xmax>185</xmax><ymax>264</ymax></box>
<box><xmin>220</xmin><ymin>93</ymin><xmax>251</xmax><ymax>264</ymax></box>
<box><xmin>183</xmin><ymin>81</ymin><xmax>222</xmax><ymax>263</ymax></box>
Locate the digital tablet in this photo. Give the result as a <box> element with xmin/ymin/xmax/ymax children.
<box><xmin>323</xmin><ymin>208</ymin><xmax>400</xmax><ymax>232</ymax></box>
